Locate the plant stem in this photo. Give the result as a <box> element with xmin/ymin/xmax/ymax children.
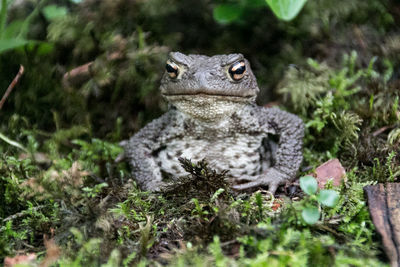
<box><xmin>0</xmin><ymin>0</ymin><xmax>7</xmax><ymax>39</ymax></box>
<box><xmin>18</xmin><ymin>0</ymin><xmax>50</xmax><ymax>38</ymax></box>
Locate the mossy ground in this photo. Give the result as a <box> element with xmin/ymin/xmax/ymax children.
<box><xmin>0</xmin><ymin>0</ymin><xmax>399</xmax><ymax>266</ymax></box>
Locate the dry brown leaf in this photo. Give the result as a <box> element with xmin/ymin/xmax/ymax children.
<box><xmin>4</xmin><ymin>253</ymin><xmax>36</xmax><ymax>267</ymax></box>
<box><xmin>311</xmin><ymin>158</ymin><xmax>346</xmax><ymax>189</ymax></box>
<box><xmin>40</xmin><ymin>236</ymin><xmax>61</xmax><ymax>267</ymax></box>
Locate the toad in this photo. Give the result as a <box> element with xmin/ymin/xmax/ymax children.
<box><xmin>123</xmin><ymin>52</ymin><xmax>304</xmax><ymax>194</ymax></box>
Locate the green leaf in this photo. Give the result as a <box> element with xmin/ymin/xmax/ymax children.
<box><xmin>318</xmin><ymin>189</ymin><xmax>339</xmax><ymax>207</ymax></box>
<box><xmin>211</xmin><ymin>188</ymin><xmax>225</xmax><ymax>202</ymax></box>
<box><xmin>0</xmin><ymin>132</ymin><xmax>28</xmax><ymax>152</ymax></box>
<box><xmin>3</xmin><ymin>20</ymin><xmax>24</xmax><ymax>39</ymax></box>
<box><xmin>302</xmin><ymin>206</ymin><xmax>320</xmax><ymax>224</ymax></box>
<box><xmin>300</xmin><ymin>175</ymin><xmax>318</xmax><ymax>195</ymax></box>
<box><xmin>0</xmin><ymin>38</ymin><xmax>37</xmax><ymax>54</ymax></box>
<box><xmin>213</xmin><ymin>4</ymin><xmax>243</xmax><ymax>24</ymax></box>
<box><xmin>42</xmin><ymin>5</ymin><xmax>68</xmax><ymax>21</ymax></box>
<box><xmin>265</xmin><ymin>0</ymin><xmax>307</xmax><ymax>21</ymax></box>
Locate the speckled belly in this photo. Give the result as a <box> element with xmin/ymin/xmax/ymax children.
<box><xmin>155</xmin><ymin>134</ymin><xmax>266</xmax><ymax>180</ymax></box>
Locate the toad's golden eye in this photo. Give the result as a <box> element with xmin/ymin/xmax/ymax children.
<box><xmin>228</xmin><ymin>60</ymin><xmax>246</xmax><ymax>81</ymax></box>
<box><xmin>166</xmin><ymin>61</ymin><xmax>179</xmax><ymax>79</ymax></box>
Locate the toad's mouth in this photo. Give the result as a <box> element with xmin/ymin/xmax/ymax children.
<box><xmin>162</xmin><ymin>92</ymin><xmax>252</xmax><ymax>120</ymax></box>
<box><xmin>162</xmin><ymin>92</ymin><xmax>255</xmax><ymax>99</ymax></box>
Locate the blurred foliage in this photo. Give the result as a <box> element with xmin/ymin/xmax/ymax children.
<box><xmin>0</xmin><ymin>0</ymin><xmax>42</xmax><ymax>54</ymax></box>
<box><xmin>1</xmin><ymin>0</ymin><xmax>397</xmax><ymax>134</ymax></box>
<box><xmin>0</xmin><ymin>0</ymin><xmax>399</xmax><ymax>265</ymax></box>
<box><xmin>213</xmin><ymin>0</ymin><xmax>309</xmax><ymax>23</ymax></box>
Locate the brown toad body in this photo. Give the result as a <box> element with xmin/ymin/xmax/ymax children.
<box><xmin>123</xmin><ymin>52</ymin><xmax>304</xmax><ymax>193</ymax></box>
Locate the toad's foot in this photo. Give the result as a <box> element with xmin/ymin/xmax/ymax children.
<box><xmin>232</xmin><ymin>168</ymin><xmax>289</xmax><ymax>195</ymax></box>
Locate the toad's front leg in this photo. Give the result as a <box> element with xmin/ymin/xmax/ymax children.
<box><xmin>233</xmin><ymin>107</ymin><xmax>304</xmax><ymax>194</ymax></box>
<box><xmin>123</xmin><ymin>111</ymin><xmax>181</xmax><ymax>192</ymax></box>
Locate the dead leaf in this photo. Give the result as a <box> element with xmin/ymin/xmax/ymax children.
<box><xmin>271</xmin><ymin>199</ymin><xmax>282</xmax><ymax>211</ymax></box>
<box><xmin>40</xmin><ymin>236</ymin><xmax>61</xmax><ymax>267</ymax></box>
<box><xmin>312</xmin><ymin>159</ymin><xmax>346</xmax><ymax>189</ymax></box>
<box><xmin>4</xmin><ymin>253</ymin><xmax>36</xmax><ymax>267</ymax></box>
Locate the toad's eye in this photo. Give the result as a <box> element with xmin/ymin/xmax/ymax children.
<box><xmin>166</xmin><ymin>61</ymin><xmax>179</xmax><ymax>79</ymax></box>
<box><xmin>228</xmin><ymin>60</ymin><xmax>246</xmax><ymax>81</ymax></box>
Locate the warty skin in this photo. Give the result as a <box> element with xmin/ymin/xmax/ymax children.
<box><xmin>123</xmin><ymin>52</ymin><xmax>304</xmax><ymax>194</ymax></box>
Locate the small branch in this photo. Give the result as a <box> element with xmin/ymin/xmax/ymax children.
<box><xmin>62</xmin><ymin>62</ymin><xmax>93</xmax><ymax>88</ymax></box>
<box><xmin>0</xmin><ymin>65</ymin><xmax>24</xmax><ymax>110</ymax></box>
<box><xmin>2</xmin><ymin>205</ymin><xmax>46</xmax><ymax>223</ymax></box>
<box><xmin>372</xmin><ymin>125</ymin><xmax>393</xmax><ymax>137</ymax></box>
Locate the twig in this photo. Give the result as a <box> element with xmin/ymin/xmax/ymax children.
<box><xmin>2</xmin><ymin>205</ymin><xmax>46</xmax><ymax>223</ymax></box>
<box><xmin>0</xmin><ymin>65</ymin><xmax>24</xmax><ymax>110</ymax></box>
<box><xmin>62</xmin><ymin>62</ymin><xmax>93</xmax><ymax>88</ymax></box>
<box><xmin>22</xmin><ymin>241</ymin><xmax>36</xmax><ymax>249</ymax></box>
<box><xmin>372</xmin><ymin>125</ymin><xmax>393</xmax><ymax>137</ymax></box>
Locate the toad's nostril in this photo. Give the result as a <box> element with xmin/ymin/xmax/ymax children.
<box><xmin>204</xmin><ymin>72</ymin><xmax>216</xmax><ymax>81</ymax></box>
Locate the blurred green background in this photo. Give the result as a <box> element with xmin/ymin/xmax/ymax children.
<box><xmin>1</xmin><ymin>0</ymin><xmax>398</xmax><ymax>138</ymax></box>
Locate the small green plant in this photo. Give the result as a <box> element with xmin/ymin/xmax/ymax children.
<box><xmin>82</xmin><ymin>183</ymin><xmax>108</xmax><ymax>198</ymax></box>
<box><xmin>299</xmin><ymin>176</ymin><xmax>340</xmax><ymax>224</ymax></box>
<box><xmin>191</xmin><ymin>198</ymin><xmax>210</xmax><ymax>221</ymax></box>
<box><xmin>371</xmin><ymin>151</ymin><xmax>400</xmax><ymax>183</ymax></box>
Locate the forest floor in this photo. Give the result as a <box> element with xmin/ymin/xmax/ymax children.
<box><xmin>1</xmin><ymin>0</ymin><xmax>400</xmax><ymax>266</ymax></box>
